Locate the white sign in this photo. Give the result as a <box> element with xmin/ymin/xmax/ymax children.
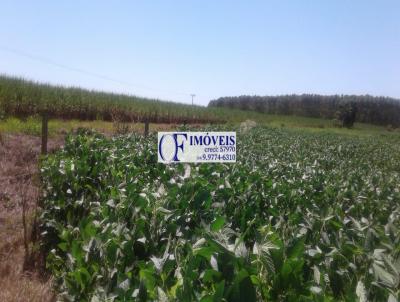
<box><xmin>158</xmin><ymin>132</ymin><xmax>236</xmax><ymax>163</ymax></box>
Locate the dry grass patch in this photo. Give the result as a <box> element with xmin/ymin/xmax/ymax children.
<box><xmin>0</xmin><ymin>134</ymin><xmax>62</xmax><ymax>302</ymax></box>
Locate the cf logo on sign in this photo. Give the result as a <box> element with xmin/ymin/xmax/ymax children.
<box><xmin>158</xmin><ymin>133</ymin><xmax>187</xmax><ymax>162</ymax></box>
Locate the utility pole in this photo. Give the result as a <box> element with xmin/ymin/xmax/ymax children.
<box><xmin>190</xmin><ymin>94</ymin><xmax>196</xmax><ymax>106</ymax></box>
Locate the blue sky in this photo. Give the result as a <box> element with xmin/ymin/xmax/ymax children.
<box><xmin>0</xmin><ymin>1</ymin><xmax>399</xmax><ymax>105</ymax></box>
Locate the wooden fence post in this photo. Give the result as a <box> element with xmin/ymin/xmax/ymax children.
<box><xmin>144</xmin><ymin>120</ymin><xmax>149</xmax><ymax>137</ymax></box>
<box><xmin>41</xmin><ymin>112</ymin><xmax>48</xmax><ymax>155</ymax></box>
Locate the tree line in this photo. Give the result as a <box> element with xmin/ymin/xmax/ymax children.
<box><xmin>208</xmin><ymin>94</ymin><xmax>400</xmax><ymax>127</ymax></box>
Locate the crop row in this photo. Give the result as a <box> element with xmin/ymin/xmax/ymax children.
<box><xmin>39</xmin><ymin>127</ymin><xmax>400</xmax><ymax>301</ymax></box>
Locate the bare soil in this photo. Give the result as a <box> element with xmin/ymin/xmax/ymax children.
<box><xmin>0</xmin><ymin>134</ymin><xmax>63</xmax><ymax>302</ymax></box>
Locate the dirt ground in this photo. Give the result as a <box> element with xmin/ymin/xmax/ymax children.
<box><xmin>0</xmin><ymin>133</ymin><xmax>63</xmax><ymax>302</ymax></box>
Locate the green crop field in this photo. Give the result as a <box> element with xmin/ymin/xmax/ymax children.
<box><xmin>0</xmin><ymin>75</ymin><xmax>223</xmax><ymax>124</ymax></box>
<box><xmin>1</xmin><ymin>3</ymin><xmax>399</xmax><ymax>302</ymax></box>
<box><xmin>2</xmin><ymin>75</ymin><xmax>399</xmax><ymax>140</ymax></box>
<box><xmin>0</xmin><ymin>75</ymin><xmax>315</xmax><ymax>127</ymax></box>
<box><xmin>39</xmin><ymin>126</ymin><xmax>400</xmax><ymax>301</ymax></box>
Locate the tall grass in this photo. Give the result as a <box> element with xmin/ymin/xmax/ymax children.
<box><xmin>0</xmin><ymin>75</ymin><xmax>223</xmax><ymax>123</ymax></box>
<box><xmin>2</xmin><ymin>75</ymin><xmax>398</xmax><ymax>135</ymax></box>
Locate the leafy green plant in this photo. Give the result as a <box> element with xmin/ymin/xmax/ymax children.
<box><xmin>39</xmin><ymin>127</ymin><xmax>400</xmax><ymax>301</ymax></box>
